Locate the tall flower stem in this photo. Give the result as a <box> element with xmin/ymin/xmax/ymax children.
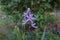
<box><xmin>22</xmin><ymin>25</ymin><xmax>25</xmax><ymax>40</ymax></box>
<box><xmin>41</xmin><ymin>26</ymin><xmax>46</xmax><ymax>40</ymax></box>
<box><xmin>36</xmin><ymin>28</ymin><xmax>39</xmax><ymax>40</ymax></box>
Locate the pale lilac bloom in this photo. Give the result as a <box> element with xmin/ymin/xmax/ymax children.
<box><xmin>22</xmin><ymin>8</ymin><xmax>37</xmax><ymax>28</ymax></box>
<box><xmin>23</xmin><ymin>8</ymin><xmax>30</xmax><ymax>16</ymax></box>
<box><xmin>0</xmin><ymin>14</ymin><xmax>6</xmax><ymax>19</ymax></box>
<box><xmin>22</xmin><ymin>18</ymin><xmax>29</xmax><ymax>24</ymax></box>
<box><xmin>31</xmin><ymin>23</ymin><xmax>37</xmax><ymax>28</ymax></box>
<box><xmin>2</xmin><ymin>15</ymin><xmax>6</xmax><ymax>19</ymax></box>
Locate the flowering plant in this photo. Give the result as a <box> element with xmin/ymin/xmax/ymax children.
<box><xmin>22</xmin><ymin>8</ymin><xmax>37</xmax><ymax>28</ymax></box>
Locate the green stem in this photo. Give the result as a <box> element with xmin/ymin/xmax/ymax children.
<box><xmin>22</xmin><ymin>25</ymin><xmax>25</xmax><ymax>40</ymax></box>
<box><xmin>36</xmin><ymin>29</ymin><xmax>39</xmax><ymax>40</ymax></box>
<box><xmin>41</xmin><ymin>26</ymin><xmax>46</xmax><ymax>40</ymax></box>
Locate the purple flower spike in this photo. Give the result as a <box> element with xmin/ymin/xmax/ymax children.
<box><xmin>22</xmin><ymin>8</ymin><xmax>37</xmax><ymax>28</ymax></box>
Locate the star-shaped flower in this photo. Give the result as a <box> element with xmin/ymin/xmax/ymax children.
<box><xmin>22</xmin><ymin>8</ymin><xmax>37</xmax><ymax>28</ymax></box>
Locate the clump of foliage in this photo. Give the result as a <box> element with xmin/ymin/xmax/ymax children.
<box><xmin>0</xmin><ymin>0</ymin><xmax>58</xmax><ymax>25</ymax></box>
<box><xmin>0</xmin><ymin>32</ymin><xmax>8</xmax><ymax>40</ymax></box>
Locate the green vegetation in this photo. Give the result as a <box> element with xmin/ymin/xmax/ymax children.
<box><xmin>0</xmin><ymin>0</ymin><xmax>60</xmax><ymax>40</ymax></box>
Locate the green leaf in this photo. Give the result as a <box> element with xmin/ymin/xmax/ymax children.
<box><xmin>14</xmin><ymin>26</ymin><xmax>22</xmax><ymax>40</ymax></box>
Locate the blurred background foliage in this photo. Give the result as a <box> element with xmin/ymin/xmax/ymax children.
<box><xmin>0</xmin><ymin>0</ymin><xmax>59</xmax><ymax>25</ymax></box>
<box><xmin>0</xmin><ymin>0</ymin><xmax>60</xmax><ymax>40</ymax></box>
